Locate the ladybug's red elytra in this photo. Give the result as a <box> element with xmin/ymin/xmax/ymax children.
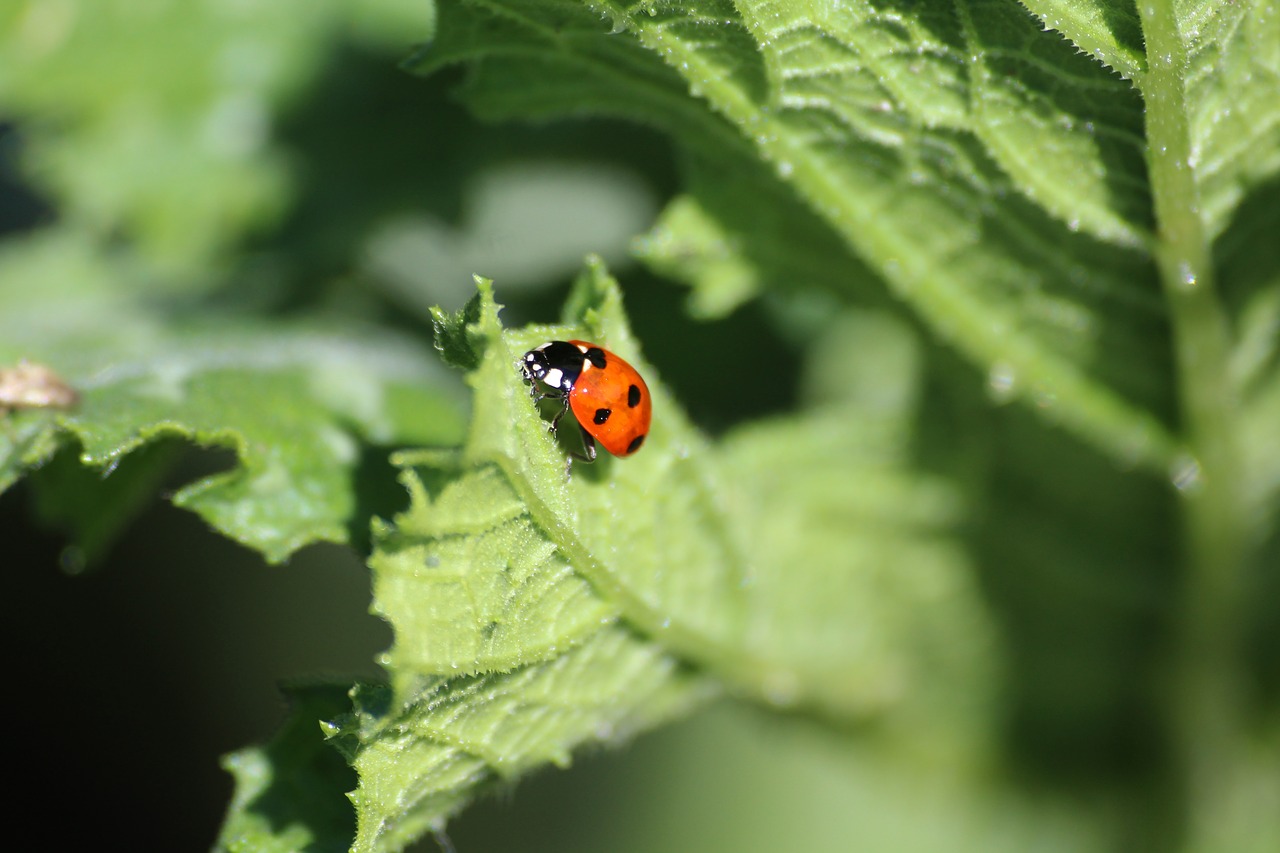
<box><xmin>520</xmin><ymin>340</ymin><xmax>651</xmax><ymax>463</ymax></box>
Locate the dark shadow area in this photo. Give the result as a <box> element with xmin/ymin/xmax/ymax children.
<box><xmin>0</xmin><ymin>448</ymin><xmax>391</xmax><ymax>849</ymax></box>
<box><xmin>1099</xmin><ymin>0</ymin><xmax>1147</xmax><ymax>61</ymax></box>
<box><xmin>1245</xmin><ymin>524</ymin><xmax>1280</xmax><ymax>712</ymax></box>
<box><xmin>913</xmin><ymin>342</ymin><xmax>1175</xmax><ymax>792</ymax></box>
<box><xmin>1213</xmin><ymin>172</ymin><xmax>1280</xmax><ymax>713</ymax></box>
<box><xmin>0</xmin><ymin>123</ymin><xmax>53</xmax><ymax>235</ymax></box>
<box><xmin>967</xmin><ymin>394</ymin><xmax>1179</xmax><ymax>838</ymax></box>
<box><xmin>227</xmin><ymin>682</ymin><xmax>360</xmax><ymax>853</ymax></box>
<box><xmin>1214</xmin><ymin>171</ymin><xmax>1280</xmax><ymax>353</ymax></box>
<box><xmin>346</xmin><ymin>443</ymin><xmax>416</xmax><ymax>556</ymax></box>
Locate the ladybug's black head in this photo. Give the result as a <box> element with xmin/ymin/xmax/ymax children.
<box><xmin>521</xmin><ymin>341</ymin><xmax>584</xmax><ymax>393</ymax></box>
<box><xmin>522</xmin><ymin>350</ymin><xmax>549</xmax><ymax>381</ymax></box>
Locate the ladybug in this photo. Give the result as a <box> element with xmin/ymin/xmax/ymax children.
<box><xmin>520</xmin><ymin>340</ymin><xmax>651</xmax><ymax>463</ymax></box>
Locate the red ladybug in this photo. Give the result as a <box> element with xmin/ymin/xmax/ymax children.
<box><xmin>521</xmin><ymin>340</ymin><xmax>651</xmax><ymax>462</ymax></box>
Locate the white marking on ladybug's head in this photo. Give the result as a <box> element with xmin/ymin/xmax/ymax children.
<box><xmin>543</xmin><ymin>368</ymin><xmax>564</xmax><ymax>388</ymax></box>
<box><xmin>574</xmin><ymin>343</ymin><xmax>589</xmax><ymax>353</ymax></box>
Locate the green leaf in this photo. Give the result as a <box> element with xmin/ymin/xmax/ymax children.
<box><xmin>715</xmin><ymin>312</ymin><xmax>995</xmax><ymax>741</ymax></box>
<box><xmin>1132</xmin><ymin>3</ymin><xmax>1280</xmax><ymax>848</ymax></box>
<box><xmin>303</xmin><ymin>260</ymin><xmax>992</xmax><ymax>851</ymax></box>
<box><xmin>429</xmin><ymin>290</ymin><xmax>485</xmax><ymax>371</ymax></box>
<box><xmin>341</xmin><ymin>632</ymin><xmax>709</xmax><ymax>852</ymax></box>
<box><xmin>9</xmin><ymin>0</ymin><xmax>1274</xmax><ymax>849</ymax></box>
<box><xmin>1018</xmin><ymin>0</ymin><xmax>1147</xmax><ymax>81</ymax></box>
<box><xmin>1176</xmin><ymin>0</ymin><xmax>1280</xmax><ymax>239</ymax></box>
<box><xmin>959</xmin><ymin>0</ymin><xmax>1152</xmax><ymax>247</ymax></box>
<box><xmin>419</xmin><ymin>0</ymin><xmax>1180</xmax><ymax>476</ymax></box>
<box><xmin>344</xmin><ymin>267</ymin><xmax>721</xmax><ymax>850</ymax></box>
<box><xmin>217</xmin><ymin>682</ymin><xmax>359</xmax><ymax>853</ymax></box>
<box><xmin>26</xmin><ymin>439</ymin><xmax>182</xmax><ymax>569</ymax></box>
<box><xmin>1226</xmin><ymin>216</ymin><xmax>1280</xmax><ymax>524</ymax></box>
<box><xmin>0</xmin><ymin>230</ymin><xmax>467</xmax><ymax>562</ymax></box>
<box><xmin>404</xmin><ymin>4</ymin><xmax>1280</xmax><ymax>848</ymax></box>
<box><xmin>635</xmin><ymin>149</ymin><xmax>876</xmax><ymax>318</ymax></box>
<box><xmin>0</xmin><ymin>409</ymin><xmax>63</xmax><ymax>493</ymax></box>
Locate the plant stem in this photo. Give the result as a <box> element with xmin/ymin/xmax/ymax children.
<box><xmin>1138</xmin><ymin>2</ymin><xmax>1248</xmax><ymax>849</ymax></box>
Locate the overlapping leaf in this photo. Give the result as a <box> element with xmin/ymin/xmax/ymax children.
<box><xmin>218</xmin><ymin>683</ymin><xmax>359</xmax><ymax>853</ymax></box>
<box><xmin>399</xmin><ymin>5</ymin><xmax>1280</xmax><ymax>849</ymax></box>
<box><xmin>1027</xmin><ymin>0</ymin><xmax>1280</xmax><ymax>530</ymax></box>
<box><xmin>0</xmin><ymin>230</ymin><xmax>467</xmax><ymax>562</ymax></box>
<box><xmin>417</xmin><ymin>0</ymin><xmax>1180</xmax><ymax>473</ymax></box>
<box><xmin>1018</xmin><ymin>0</ymin><xmax>1147</xmax><ymax>81</ymax></box>
<box><xmin>226</xmin><ymin>260</ymin><xmax>989</xmax><ymax>852</ymax></box>
<box><xmin>1176</xmin><ymin>0</ymin><xmax>1280</xmax><ymax>239</ymax></box>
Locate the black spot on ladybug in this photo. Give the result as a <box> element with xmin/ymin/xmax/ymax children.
<box><xmin>627</xmin><ymin>384</ymin><xmax>641</xmax><ymax>408</ymax></box>
<box><xmin>594</xmin><ymin>408</ymin><xmax>612</xmax><ymax>425</ymax></box>
<box><xmin>627</xmin><ymin>434</ymin><xmax>646</xmax><ymax>454</ymax></box>
<box><xmin>584</xmin><ymin>347</ymin><xmax>607</xmax><ymax>369</ymax></box>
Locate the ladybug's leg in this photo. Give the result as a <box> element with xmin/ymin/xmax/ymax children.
<box><xmin>548</xmin><ymin>395</ymin><xmax>571</xmax><ymax>433</ymax></box>
<box><xmin>561</xmin><ymin>425</ymin><xmax>597</xmax><ymax>478</ymax></box>
<box><xmin>572</xmin><ymin>426</ymin><xmax>597</xmax><ymax>463</ymax></box>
